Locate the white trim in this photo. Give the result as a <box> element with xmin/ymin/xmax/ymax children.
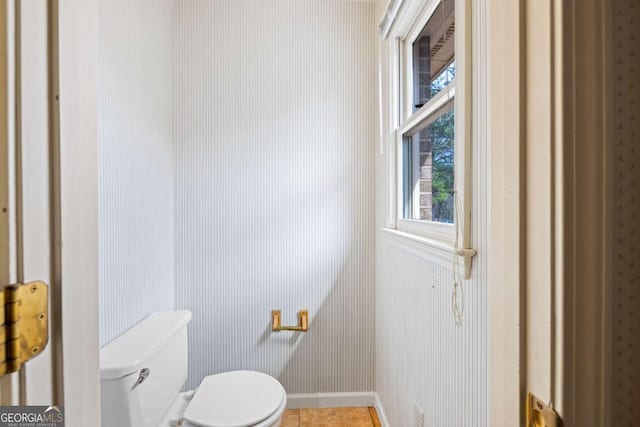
<box><xmin>398</xmin><ymin>86</ymin><xmax>455</xmax><ymax>136</ymax></box>
<box><xmin>486</xmin><ymin>0</ymin><xmax>521</xmax><ymax>422</ymax></box>
<box><xmin>57</xmin><ymin>0</ymin><xmax>101</xmax><ymax>423</ymax></box>
<box><xmin>395</xmin><ymin>128</ymin><xmax>403</xmax><ymax>225</ymax></box>
<box><xmin>374</xmin><ymin>393</ymin><xmax>391</xmax><ymax>427</ymax></box>
<box><xmin>0</xmin><ymin>0</ymin><xmax>20</xmax><ymax>405</ymax></box>
<box><xmin>380</xmin><ymin>227</ymin><xmax>464</xmax><ymax>271</ymax></box>
<box><xmin>379</xmin><ymin>0</ymin><xmax>405</xmax><ymax>39</ymax></box>
<box><xmin>405</xmin><ymin>0</ymin><xmax>442</xmax><ymax>44</ymax></box>
<box><xmin>390</xmin><ymin>0</ymin><xmax>437</xmax><ymax>40</ymax></box>
<box><xmin>378</xmin><ymin>43</ymin><xmax>384</xmax><ymax>155</ymax></box>
<box><xmin>396</xmin><ymin>218</ymin><xmax>454</xmax><ymax>243</ymax></box>
<box><xmin>455</xmin><ymin>0</ymin><xmax>473</xmax><ymax>256</ymax></box>
<box><xmin>18</xmin><ymin>0</ymin><xmax>56</xmax><ymax>404</ymax></box>
<box><xmin>286</xmin><ymin>392</ymin><xmax>375</xmax><ymax>410</ymax></box>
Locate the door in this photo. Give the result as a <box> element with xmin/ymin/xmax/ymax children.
<box><xmin>523</xmin><ymin>0</ymin><xmax>562</xmax><ymax>422</ymax></box>
<box><xmin>488</xmin><ymin>1</ymin><xmax>613</xmax><ymax>425</ymax></box>
<box><xmin>0</xmin><ymin>0</ymin><xmax>57</xmax><ymax>405</ymax></box>
<box><xmin>0</xmin><ymin>2</ymin><xmax>101</xmax><ymax>423</ymax></box>
<box><xmin>524</xmin><ymin>1</ymin><xmax>612</xmax><ymax>426</ymax></box>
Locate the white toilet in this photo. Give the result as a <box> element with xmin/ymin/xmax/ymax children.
<box><xmin>100</xmin><ymin>310</ymin><xmax>287</xmax><ymax>427</ymax></box>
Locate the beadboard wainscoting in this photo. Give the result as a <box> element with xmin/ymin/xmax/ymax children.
<box><xmin>174</xmin><ymin>0</ymin><xmax>376</xmax><ymax>392</ymax></box>
<box><xmin>97</xmin><ymin>0</ymin><xmax>176</xmax><ymax>346</ymax></box>
<box><xmin>374</xmin><ymin>238</ymin><xmax>487</xmax><ymax>426</ymax></box>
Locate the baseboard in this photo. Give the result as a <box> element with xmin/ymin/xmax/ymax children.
<box><xmin>286</xmin><ymin>392</ymin><xmax>376</xmax><ymax>409</ymax></box>
<box><xmin>374</xmin><ymin>393</ymin><xmax>391</xmax><ymax>427</ymax></box>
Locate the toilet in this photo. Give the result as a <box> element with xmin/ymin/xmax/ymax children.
<box><xmin>100</xmin><ymin>310</ymin><xmax>287</xmax><ymax>427</ymax></box>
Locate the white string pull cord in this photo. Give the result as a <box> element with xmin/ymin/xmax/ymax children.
<box><xmin>451</xmin><ymin>191</ymin><xmax>465</xmax><ymax>327</ymax></box>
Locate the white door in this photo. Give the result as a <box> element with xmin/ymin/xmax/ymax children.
<box><xmin>0</xmin><ymin>3</ymin><xmax>101</xmax><ymax>425</ymax></box>
<box><xmin>0</xmin><ymin>0</ymin><xmax>57</xmax><ymax>405</ymax></box>
<box><xmin>488</xmin><ymin>1</ymin><xmax>613</xmax><ymax>425</ymax></box>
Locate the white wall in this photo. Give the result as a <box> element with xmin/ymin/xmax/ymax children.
<box><xmin>95</xmin><ymin>3</ymin><xmax>488</xmax><ymax>422</ymax></box>
<box><xmin>97</xmin><ymin>0</ymin><xmax>176</xmax><ymax>346</ymax></box>
<box><xmin>374</xmin><ymin>1</ymin><xmax>488</xmax><ymax>425</ymax></box>
<box><xmin>174</xmin><ymin>0</ymin><xmax>376</xmax><ymax>392</ymax></box>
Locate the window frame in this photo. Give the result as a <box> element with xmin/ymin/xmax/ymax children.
<box><xmin>387</xmin><ymin>0</ymin><xmax>472</xmax><ymax>250</ymax></box>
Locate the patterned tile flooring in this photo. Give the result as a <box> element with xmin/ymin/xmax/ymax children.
<box><xmin>282</xmin><ymin>407</ymin><xmax>381</xmax><ymax>427</ymax></box>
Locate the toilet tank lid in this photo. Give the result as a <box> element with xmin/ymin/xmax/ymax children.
<box><xmin>100</xmin><ymin>310</ymin><xmax>192</xmax><ymax>380</ymax></box>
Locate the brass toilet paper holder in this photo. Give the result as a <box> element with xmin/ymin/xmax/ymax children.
<box><xmin>271</xmin><ymin>310</ymin><xmax>308</xmax><ymax>332</ymax></box>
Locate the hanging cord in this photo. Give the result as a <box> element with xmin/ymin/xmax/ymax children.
<box><xmin>377</xmin><ymin>41</ymin><xmax>384</xmax><ymax>155</ymax></box>
<box><xmin>451</xmin><ymin>191</ymin><xmax>465</xmax><ymax>327</ymax></box>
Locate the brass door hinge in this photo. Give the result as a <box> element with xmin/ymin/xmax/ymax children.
<box><xmin>0</xmin><ymin>281</ymin><xmax>49</xmax><ymax>377</ymax></box>
<box><xmin>526</xmin><ymin>392</ymin><xmax>562</xmax><ymax>427</ymax></box>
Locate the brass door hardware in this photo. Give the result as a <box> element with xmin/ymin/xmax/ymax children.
<box><xmin>526</xmin><ymin>392</ymin><xmax>562</xmax><ymax>427</ymax></box>
<box><xmin>0</xmin><ymin>281</ymin><xmax>49</xmax><ymax>377</ymax></box>
<box><xmin>271</xmin><ymin>310</ymin><xmax>308</xmax><ymax>332</ymax></box>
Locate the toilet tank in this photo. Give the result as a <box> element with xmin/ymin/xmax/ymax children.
<box><xmin>100</xmin><ymin>310</ymin><xmax>192</xmax><ymax>427</ymax></box>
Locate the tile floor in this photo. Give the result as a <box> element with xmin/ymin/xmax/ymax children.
<box><xmin>282</xmin><ymin>407</ymin><xmax>381</xmax><ymax>427</ymax></box>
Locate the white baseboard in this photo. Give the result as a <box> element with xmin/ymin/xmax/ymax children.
<box><xmin>374</xmin><ymin>393</ymin><xmax>391</xmax><ymax>427</ymax></box>
<box><xmin>286</xmin><ymin>392</ymin><xmax>375</xmax><ymax>409</ymax></box>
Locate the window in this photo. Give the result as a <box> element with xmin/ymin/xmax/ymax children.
<box><xmin>402</xmin><ymin>108</ymin><xmax>454</xmax><ymax>222</ymax></box>
<box><xmin>411</xmin><ymin>0</ymin><xmax>455</xmax><ymax>112</ymax></box>
<box><xmin>391</xmin><ymin>0</ymin><xmax>469</xmax><ymax>243</ymax></box>
<box><xmin>380</xmin><ymin>0</ymin><xmax>475</xmax><ymax>277</ymax></box>
<box><xmin>402</xmin><ymin>0</ymin><xmax>456</xmax><ymax>225</ymax></box>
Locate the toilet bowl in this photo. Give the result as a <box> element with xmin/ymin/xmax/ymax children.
<box><xmin>100</xmin><ymin>311</ymin><xmax>286</xmax><ymax>427</ymax></box>
<box><xmin>160</xmin><ymin>371</ymin><xmax>287</xmax><ymax>427</ymax></box>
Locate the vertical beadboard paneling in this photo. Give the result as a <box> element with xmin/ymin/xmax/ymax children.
<box><xmin>373</xmin><ymin>0</ymin><xmax>488</xmax><ymax>425</ymax></box>
<box><xmin>612</xmin><ymin>0</ymin><xmax>640</xmax><ymax>423</ymax></box>
<box><xmin>97</xmin><ymin>0</ymin><xmax>176</xmax><ymax>346</ymax></box>
<box><xmin>174</xmin><ymin>1</ymin><xmax>376</xmax><ymax>392</ymax></box>
<box><xmin>375</xmin><ymin>245</ymin><xmax>487</xmax><ymax>426</ymax></box>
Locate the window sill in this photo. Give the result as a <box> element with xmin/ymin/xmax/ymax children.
<box><xmin>379</xmin><ymin>227</ymin><xmax>464</xmax><ymax>272</ymax></box>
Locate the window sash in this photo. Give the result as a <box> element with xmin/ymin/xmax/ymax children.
<box><xmin>384</xmin><ymin>0</ymin><xmax>471</xmax><ymax>252</ymax></box>
<box><xmin>400</xmin><ymin>87</ymin><xmax>455</xmax><ymax>137</ymax></box>
<box><xmin>400</xmin><ymin>29</ymin><xmax>456</xmax><ymax>227</ymax></box>
<box><xmin>401</xmin><ymin>97</ymin><xmax>455</xmax><ymax>223</ymax></box>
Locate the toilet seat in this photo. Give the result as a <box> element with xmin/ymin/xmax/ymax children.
<box><xmin>182</xmin><ymin>371</ymin><xmax>286</xmax><ymax>427</ymax></box>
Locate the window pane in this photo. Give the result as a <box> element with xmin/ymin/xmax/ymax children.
<box><xmin>412</xmin><ymin>0</ymin><xmax>455</xmax><ymax>111</ymax></box>
<box><xmin>402</xmin><ymin>108</ymin><xmax>454</xmax><ymax>223</ymax></box>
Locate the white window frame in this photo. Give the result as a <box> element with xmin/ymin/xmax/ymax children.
<box><xmin>383</xmin><ymin>0</ymin><xmax>472</xmax><ymax>262</ymax></box>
